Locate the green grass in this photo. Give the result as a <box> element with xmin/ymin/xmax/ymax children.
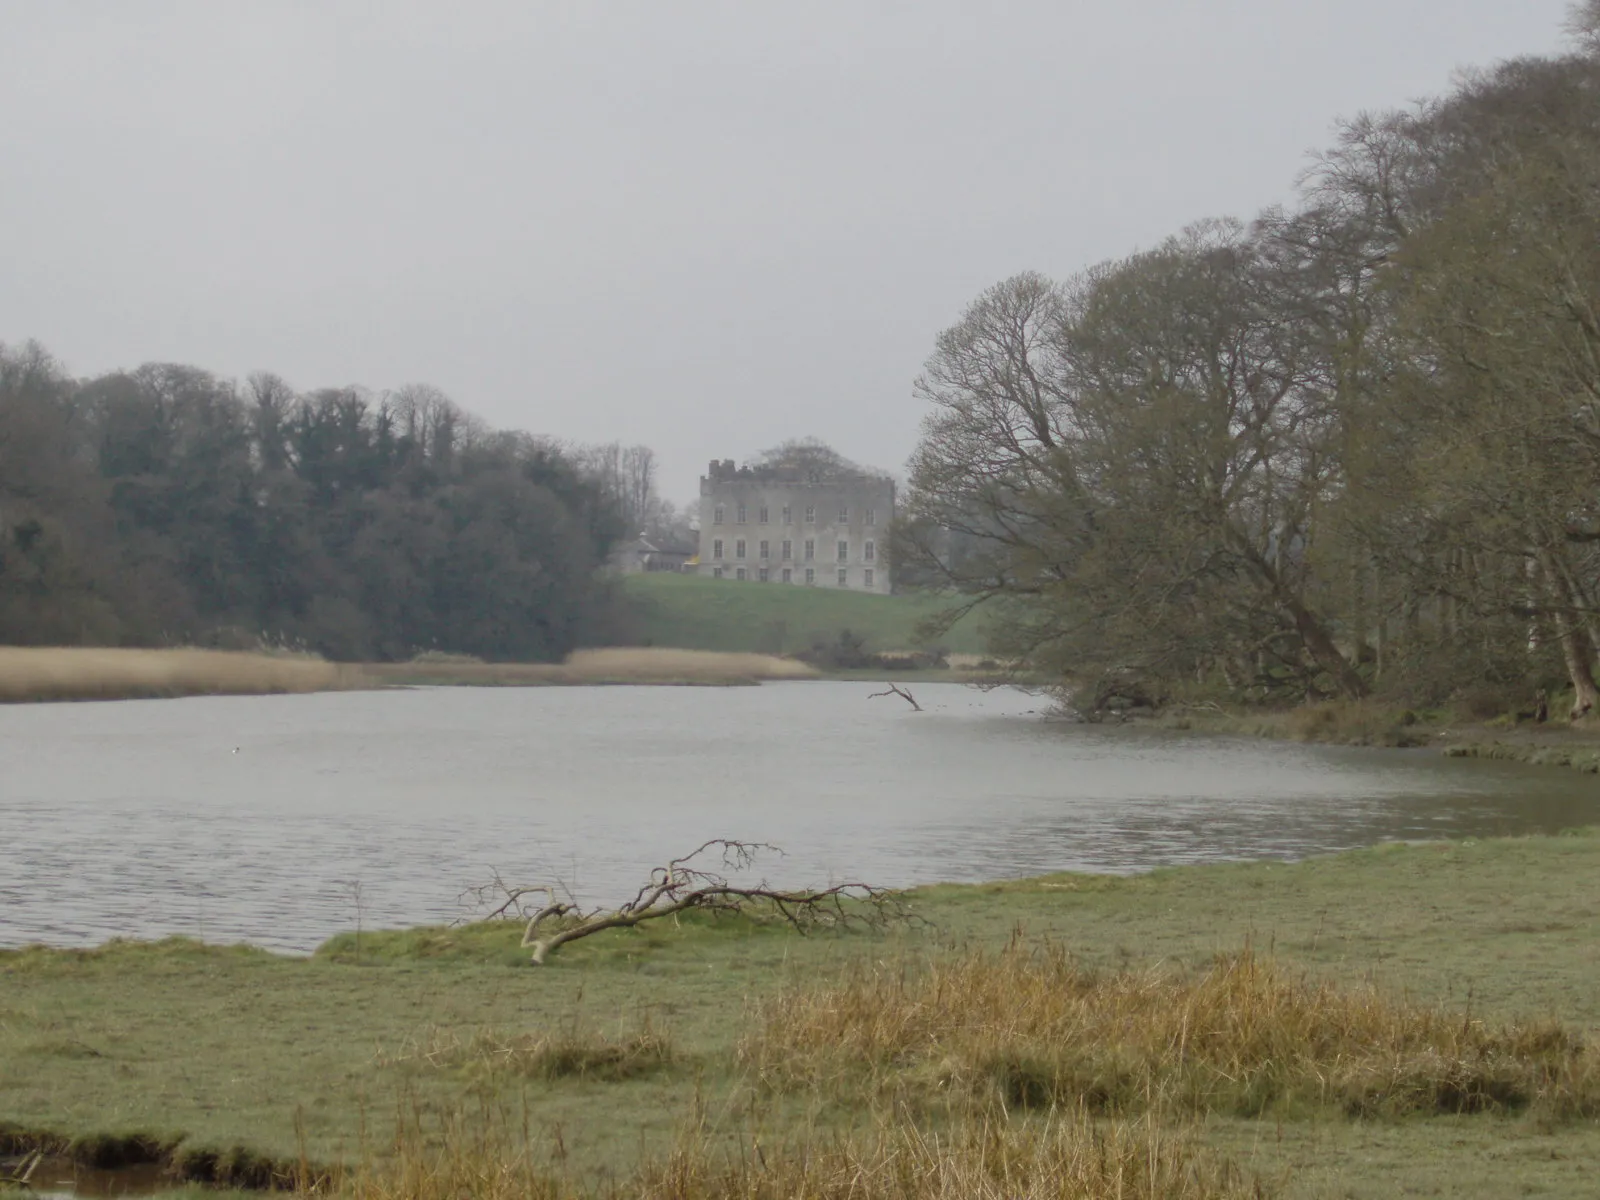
<box><xmin>7</xmin><ymin>832</ymin><xmax>1600</xmax><ymax>1196</ymax></box>
<box><xmin>616</xmin><ymin>572</ymin><xmax>991</xmax><ymax>656</ymax></box>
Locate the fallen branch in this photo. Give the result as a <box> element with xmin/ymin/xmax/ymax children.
<box><xmin>465</xmin><ymin>840</ymin><xmax>907</xmax><ymax>965</ymax></box>
<box><xmin>868</xmin><ymin>683</ymin><xmax>922</xmax><ymax>711</ymax></box>
<box><xmin>0</xmin><ymin>1152</ymin><xmax>41</xmax><ymax>1190</ymax></box>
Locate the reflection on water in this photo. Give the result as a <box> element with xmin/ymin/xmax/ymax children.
<box><xmin>2</xmin><ymin>682</ymin><xmax>1597</xmax><ymax>953</ymax></box>
<box><xmin>18</xmin><ymin>1160</ymin><xmax>168</xmax><ymax>1200</ymax></box>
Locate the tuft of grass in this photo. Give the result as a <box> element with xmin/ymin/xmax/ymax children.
<box><xmin>0</xmin><ymin>647</ymin><xmax>352</xmax><ymax>704</ymax></box>
<box><xmin>335</xmin><ymin>1105</ymin><xmax>1263</xmax><ymax>1200</ymax></box>
<box><xmin>740</xmin><ymin>944</ymin><xmax>1600</xmax><ymax>1120</ymax></box>
<box><xmin>378</xmin><ymin>1022</ymin><xmax>673</xmax><ymax>1082</ymax></box>
<box><xmin>1277</xmin><ymin>700</ymin><xmax>1425</xmax><ymax>746</ymax></box>
<box><xmin>315</xmin><ymin>922</ymin><xmax>531</xmax><ymax>965</ymax></box>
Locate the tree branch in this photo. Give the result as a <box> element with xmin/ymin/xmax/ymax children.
<box><xmin>462</xmin><ymin>841</ymin><xmax>908</xmax><ymax>965</ymax></box>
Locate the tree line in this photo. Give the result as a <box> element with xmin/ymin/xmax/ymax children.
<box><xmin>898</xmin><ymin>7</ymin><xmax>1600</xmax><ymax>717</ymax></box>
<box><xmin>0</xmin><ymin>345</ymin><xmax>663</xmax><ymax>661</ymax></box>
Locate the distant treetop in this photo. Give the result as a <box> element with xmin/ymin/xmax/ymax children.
<box><xmin>748</xmin><ymin>437</ymin><xmax>889</xmax><ymax>482</ymax></box>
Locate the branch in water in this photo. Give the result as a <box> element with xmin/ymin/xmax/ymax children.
<box><xmin>868</xmin><ymin>683</ymin><xmax>922</xmax><ymax>711</ymax></box>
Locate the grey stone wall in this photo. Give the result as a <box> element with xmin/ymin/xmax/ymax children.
<box><xmin>695</xmin><ymin>460</ymin><xmax>895</xmax><ymax>593</ymax></box>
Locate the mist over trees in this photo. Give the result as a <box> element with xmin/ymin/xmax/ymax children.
<box><xmin>898</xmin><ymin>17</ymin><xmax>1600</xmax><ymax>716</ymax></box>
<box><xmin>0</xmin><ymin>346</ymin><xmax>630</xmax><ymax>661</ymax></box>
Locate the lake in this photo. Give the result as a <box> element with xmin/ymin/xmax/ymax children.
<box><xmin>3</xmin><ymin>681</ymin><xmax>1597</xmax><ymax>953</ymax></box>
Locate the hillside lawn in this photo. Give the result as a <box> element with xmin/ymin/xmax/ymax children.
<box><xmin>616</xmin><ymin>572</ymin><xmax>991</xmax><ymax>657</ymax></box>
<box><xmin>6</xmin><ymin>830</ymin><xmax>1600</xmax><ymax>1197</ymax></box>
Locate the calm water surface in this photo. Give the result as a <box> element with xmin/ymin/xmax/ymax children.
<box><xmin>3</xmin><ymin>681</ymin><xmax>1598</xmax><ymax>952</ymax></box>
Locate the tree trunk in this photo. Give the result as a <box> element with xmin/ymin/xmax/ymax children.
<box><xmin>1538</xmin><ymin>547</ymin><xmax>1600</xmax><ymax>719</ymax></box>
<box><xmin>1350</xmin><ymin>562</ymin><xmax>1371</xmax><ymax>667</ymax></box>
<box><xmin>1229</xmin><ymin>526</ymin><xmax>1369</xmax><ymax>700</ymax></box>
<box><xmin>1284</xmin><ymin>594</ymin><xmax>1370</xmax><ymax>700</ymax></box>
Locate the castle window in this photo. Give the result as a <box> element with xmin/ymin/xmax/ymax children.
<box><xmin>838</xmin><ymin>506</ymin><xmax>849</xmax><ymax>522</ymax></box>
<box><xmin>864</xmin><ymin>569</ymin><xmax>875</xmax><ymax>588</ymax></box>
<box><xmin>864</xmin><ymin>540</ymin><xmax>875</xmax><ymax>561</ymax></box>
<box><xmin>736</xmin><ymin>503</ymin><xmax>747</xmax><ymax>524</ymax></box>
<box><xmin>735</xmin><ymin>539</ymin><xmax>746</xmax><ymax>559</ymax></box>
<box><xmin>758</xmin><ymin>505</ymin><xmax>769</xmax><ymax>524</ymax></box>
<box><xmin>804</xmin><ymin>539</ymin><xmax>815</xmax><ymax>561</ymax></box>
<box><xmin>866</xmin><ymin>508</ymin><xmax>876</xmax><ymax>526</ymax></box>
<box><xmin>713</xmin><ymin>506</ymin><xmax>724</xmax><ymax>525</ymax></box>
<box><xmin>713</xmin><ymin>539</ymin><xmax>724</xmax><ymax>559</ymax></box>
<box><xmin>759</xmin><ymin>540</ymin><xmax>770</xmax><ymax>559</ymax></box>
<box><xmin>804</xmin><ymin>505</ymin><xmax>815</xmax><ymax>523</ymax></box>
<box><xmin>782</xmin><ymin>568</ymin><xmax>792</xmax><ymax>583</ymax></box>
<box><xmin>782</xmin><ymin>539</ymin><xmax>792</xmax><ymax>560</ymax></box>
<box><xmin>736</xmin><ymin>567</ymin><xmax>746</xmax><ymax>581</ymax></box>
<box><xmin>837</xmin><ymin>569</ymin><xmax>848</xmax><ymax>587</ymax></box>
<box><xmin>805</xmin><ymin>568</ymin><xmax>815</xmax><ymax>585</ymax></box>
<box><xmin>758</xmin><ymin>567</ymin><xmax>769</xmax><ymax>582</ymax></box>
<box><xmin>837</xmin><ymin>540</ymin><xmax>848</xmax><ymax>562</ymax></box>
<box><xmin>713</xmin><ymin>567</ymin><xmax>724</xmax><ymax>579</ymax></box>
<box><xmin>782</xmin><ymin>505</ymin><xmax>792</xmax><ymax>524</ymax></box>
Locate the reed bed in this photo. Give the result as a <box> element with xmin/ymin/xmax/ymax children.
<box><xmin>740</xmin><ymin>944</ymin><xmax>1600</xmax><ymax>1119</ymax></box>
<box><xmin>0</xmin><ymin>646</ymin><xmax>351</xmax><ymax>703</ymax></box>
<box><xmin>369</xmin><ymin>647</ymin><xmax>819</xmax><ymax>687</ymax></box>
<box><xmin>335</xmin><ymin>1107</ymin><xmax>1263</xmax><ymax>1200</ymax></box>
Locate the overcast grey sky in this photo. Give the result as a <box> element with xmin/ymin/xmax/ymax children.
<box><xmin>0</xmin><ymin>1</ymin><xmax>1576</xmax><ymax>502</ymax></box>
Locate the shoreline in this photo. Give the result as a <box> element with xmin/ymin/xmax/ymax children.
<box><xmin>1103</xmin><ymin>697</ymin><xmax>1600</xmax><ymax>774</ymax></box>
<box><xmin>0</xmin><ymin>645</ymin><xmax>1034</xmax><ymax>703</ymax></box>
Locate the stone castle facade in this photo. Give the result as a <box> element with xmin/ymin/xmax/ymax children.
<box><xmin>696</xmin><ymin>460</ymin><xmax>895</xmax><ymax>593</ymax></box>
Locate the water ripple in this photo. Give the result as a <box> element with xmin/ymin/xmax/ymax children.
<box><xmin>2</xmin><ymin>683</ymin><xmax>1596</xmax><ymax>952</ymax></box>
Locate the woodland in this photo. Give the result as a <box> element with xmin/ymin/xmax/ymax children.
<box><xmin>898</xmin><ymin>11</ymin><xmax>1600</xmax><ymax>718</ymax></box>
<box><xmin>0</xmin><ymin>349</ymin><xmax>667</xmax><ymax>661</ymax></box>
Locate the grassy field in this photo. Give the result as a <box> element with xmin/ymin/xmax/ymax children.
<box><xmin>6</xmin><ymin>831</ymin><xmax>1600</xmax><ymax>1196</ymax></box>
<box><xmin>617</xmin><ymin>573</ymin><xmax>991</xmax><ymax>656</ymax></box>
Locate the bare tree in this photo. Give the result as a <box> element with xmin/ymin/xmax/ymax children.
<box><xmin>621</xmin><ymin>444</ymin><xmax>657</xmax><ymax>534</ymax></box>
<box><xmin>575</xmin><ymin>440</ymin><xmax>662</xmax><ymax>534</ymax></box>
<box><xmin>754</xmin><ymin>437</ymin><xmax>865</xmax><ymax>480</ymax></box>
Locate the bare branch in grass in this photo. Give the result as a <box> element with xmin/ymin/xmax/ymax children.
<box><xmin>465</xmin><ymin>840</ymin><xmax>908</xmax><ymax>965</ymax></box>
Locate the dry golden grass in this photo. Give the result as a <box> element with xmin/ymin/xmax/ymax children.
<box><xmin>0</xmin><ymin>647</ymin><xmax>352</xmax><ymax>703</ymax></box>
<box><xmin>740</xmin><ymin>944</ymin><xmax>1600</xmax><ymax>1120</ymax></box>
<box><xmin>377</xmin><ymin>1022</ymin><xmax>672</xmax><ymax>1082</ymax></box>
<box><xmin>369</xmin><ymin>647</ymin><xmax>818</xmax><ymax>688</ymax></box>
<box><xmin>337</xmin><ymin>1107</ymin><xmax>1263</xmax><ymax>1200</ymax></box>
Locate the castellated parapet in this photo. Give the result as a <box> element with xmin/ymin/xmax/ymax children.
<box><xmin>696</xmin><ymin>460</ymin><xmax>895</xmax><ymax>594</ymax></box>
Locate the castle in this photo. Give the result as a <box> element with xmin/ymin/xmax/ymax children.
<box><xmin>696</xmin><ymin>459</ymin><xmax>895</xmax><ymax>593</ymax></box>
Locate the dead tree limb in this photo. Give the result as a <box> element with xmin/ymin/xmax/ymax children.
<box><xmin>868</xmin><ymin>683</ymin><xmax>922</xmax><ymax>711</ymax></box>
<box><xmin>0</xmin><ymin>1152</ymin><xmax>42</xmax><ymax>1190</ymax></box>
<box><xmin>464</xmin><ymin>840</ymin><xmax>907</xmax><ymax>965</ymax></box>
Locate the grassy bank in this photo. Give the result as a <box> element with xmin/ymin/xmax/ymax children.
<box><xmin>617</xmin><ymin>572</ymin><xmax>990</xmax><ymax>656</ymax></box>
<box><xmin>0</xmin><ymin>647</ymin><xmax>356</xmax><ymax>703</ymax></box>
<box><xmin>6</xmin><ymin>831</ymin><xmax>1600</xmax><ymax>1196</ymax></box>
<box><xmin>1146</xmin><ymin>696</ymin><xmax>1600</xmax><ymax>774</ymax></box>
